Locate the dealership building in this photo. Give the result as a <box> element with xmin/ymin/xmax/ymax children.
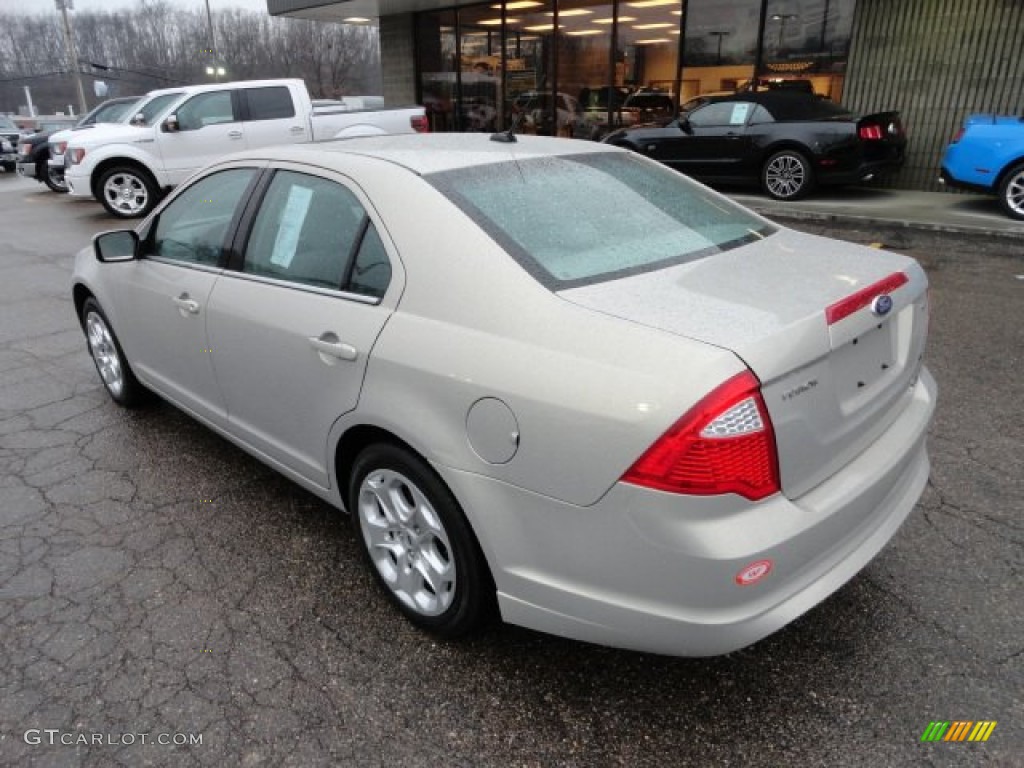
<box><xmin>268</xmin><ymin>0</ymin><xmax>1024</xmax><ymax>192</ymax></box>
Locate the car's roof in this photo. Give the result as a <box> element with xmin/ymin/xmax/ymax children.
<box><xmin>227</xmin><ymin>133</ymin><xmax>619</xmax><ymax>176</ymax></box>
<box><xmin>705</xmin><ymin>90</ymin><xmax>852</xmax><ymax>119</ymax></box>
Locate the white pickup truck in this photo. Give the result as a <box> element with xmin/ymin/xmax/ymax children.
<box><xmin>64</xmin><ymin>78</ymin><xmax>428</xmax><ymax>218</ymax></box>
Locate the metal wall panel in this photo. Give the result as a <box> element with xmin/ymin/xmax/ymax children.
<box><xmin>844</xmin><ymin>0</ymin><xmax>1024</xmax><ymax>191</ymax></box>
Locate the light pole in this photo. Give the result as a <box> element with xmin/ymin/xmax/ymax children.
<box><xmin>771</xmin><ymin>13</ymin><xmax>798</xmax><ymax>50</ymax></box>
<box><xmin>708</xmin><ymin>31</ymin><xmax>729</xmax><ymax>66</ymax></box>
<box><xmin>55</xmin><ymin>0</ymin><xmax>88</xmax><ymax>115</ymax></box>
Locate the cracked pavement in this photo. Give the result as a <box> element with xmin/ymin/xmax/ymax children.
<box><xmin>0</xmin><ymin>174</ymin><xmax>1021</xmax><ymax>766</ymax></box>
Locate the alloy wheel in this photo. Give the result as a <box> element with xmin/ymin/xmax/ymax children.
<box><xmin>765</xmin><ymin>153</ymin><xmax>807</xmax><ymax>199</ymax></box>
<box><xmin>85</xmin><ymin>311</ymin><xmax>124</xmax><ymax>398</ymax></box>
<box><xmin>357</xmin><ymin>468</ymin><xmax>456</xmax><ymax>617</ymax></box>
<box><xmin>102</xmin><ymin>172</ymin><xmax>149</xmax><ymax>216</ymax></box>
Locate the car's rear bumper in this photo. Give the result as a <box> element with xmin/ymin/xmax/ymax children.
<box><xmin>938</xmin><ymin>166</ymin><xmax>992</xmax><ymax>194</ymax></box>
<box><xmin>440</xmin><ymin>367</ymin><xmax>936</xmax><ymax>656</ymax></box>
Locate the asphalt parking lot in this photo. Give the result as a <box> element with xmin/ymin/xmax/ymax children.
<box><xmin>0</xmin><ymin>172</ymin><xmax>1021</xmax><ymax>767</ymax></box>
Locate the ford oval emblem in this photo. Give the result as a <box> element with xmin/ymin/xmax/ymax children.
<box><xmin>871</xmin><ymin>294</ymin><xmax>894</xmax><ymax>316</ymax></box>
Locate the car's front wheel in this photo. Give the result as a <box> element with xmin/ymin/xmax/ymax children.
<box><xmin>762</xmin><ymin>149</ymin><xmax>815</xmax><ymax>200</ymax></box>
<box><xmin>81</xmin><ymin>297</ymin><xmax>148</xmax><ymax>407</ymax></box>
<box><xmin>98</xmin><ymin>165</ymin><xmax>158</xmax><ymax>219</ymax></box>
<box><xmin>44</xmin><ymin>164</ymin><xmax>68</xmax><ymax>193</ymax></box>
<box><xmin>997</xmin><ymin>162</ymin><xmax>1024</xmax><ymax>220</ymax></box>
<box><xmin>349</xmin><ymin>442</ymin><xmax>493</xmax><ymax>638</ymax></box>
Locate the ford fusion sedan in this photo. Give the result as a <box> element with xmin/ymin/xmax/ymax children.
<box><xmin>604</xmin><ymin>91</ymin><xmax>906</xmax><ymax>201</ymax></box>
<box><xmin>71</xmin><ymin>134</ymin><xmax>935</xmax><ymax>656</ymax></box>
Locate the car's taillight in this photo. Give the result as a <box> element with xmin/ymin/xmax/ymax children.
<box><xmin>18</xmin><ymin>143</ymin><xmax>32</xmax><ymax>155</ymax></box>
<box><xmin>70</xmin><ymin>148</ymin><xmax>86</xmax><ymax>165</ymax></box>
<box><xmin>951</xmin><ymin>128</ymin><xmax>965</xmax><ymax>143</ymax></box>
<box><xmin>859</xmin><ymin>124</ymin><xmax>883</xmax><ymax>140</ymax></box>
<box><xmin>621</xmin><ymin>371</ymin><xmax>781</xmax><ymax>501</ymax></box>
<box><xmin>411</xmin><ymin>115</ymin><xmax>429</xmax><ymax>133</ymax></box>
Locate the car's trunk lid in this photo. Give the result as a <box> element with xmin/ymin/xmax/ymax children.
<box><xmin>559</xmin><ymin>227</ymin><xmax>929</xmax><ymax>499</ymax></box>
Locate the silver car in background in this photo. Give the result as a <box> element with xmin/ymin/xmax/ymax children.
<box><xmin>71</xmin><ymin>135</ymin><xmax>935</xmax><ymax>656</ymax></box>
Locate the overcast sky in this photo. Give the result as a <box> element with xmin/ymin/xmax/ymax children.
<box><xmin>1</xmin><ymin>0</ymin><xmax>272</xmax><ymax>15</ymax></box>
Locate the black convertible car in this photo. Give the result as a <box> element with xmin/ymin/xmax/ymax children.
<box><xmin>603</xmin><ymin>91</ymin><xmax>906</xmax><ymax>200</ymax></box>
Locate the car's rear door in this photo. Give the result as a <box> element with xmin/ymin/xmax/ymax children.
<box><xmin>240</xmin><ymin>85</ymin><xmax>310</xmax><ymax>148</ymax></box>
<box><xmin>206</xmin><ymin>165</ymin><xmax>399</xmax><ymax>488</ymax></box>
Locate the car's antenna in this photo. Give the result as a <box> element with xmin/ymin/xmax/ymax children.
<box><xmin>491</xmin><ymin>93</ymin><xmax>536</xmax><ymax>143</ymax></box>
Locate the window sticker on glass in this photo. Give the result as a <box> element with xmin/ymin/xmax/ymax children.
<box><xmin>729</xmin><ymin>103</ymin><xmax>751</xmax><ymax>125</ymax></box>
<box><xmin>270</xmin><ymin>185</ymin><xmax>313</xmax><ymax>268</ymax></box>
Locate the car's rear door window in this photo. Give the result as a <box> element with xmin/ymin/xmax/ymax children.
<box><xmin>244</xmin><ymin>87</ymin><xmax>296</xmax><ymax>121</ymax></box>
<box><xmin>241</xmin><ymin>170</ymin><xmax>391</xmax><ymax>298</ymax></box>
<box><xmin>427</xmin><ymin>152</ymin><xmax>774</xmax><ymax>289</ymax></box>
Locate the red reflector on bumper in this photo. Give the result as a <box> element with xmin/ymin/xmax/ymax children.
<box><xmin>826</xmin><ymin>272</ymin><xmax>908</xmax><ymax>325</ymax></box>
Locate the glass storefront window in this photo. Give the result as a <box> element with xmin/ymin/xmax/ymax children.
<box><xmin>555</xmin><ymin>0</ymin><xmax>613</xmax><ymax>138</ymax></box>
<box><xmin>416</xmin><ymin>10</ymin><xmax>459</xmax><ymax>132</ymax></box>
<box><xmin>414</xmin><ymin>0</ymin><xmax>857</xmax><ymax>138</ymax></box>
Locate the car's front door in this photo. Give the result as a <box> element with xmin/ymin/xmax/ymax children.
<box><xmin>206</xmin><ymin>167</ymin><xmax>398</xmax><ymax>488</ymax></box>
<box><xmin>651</xmin><ymin>101</ymin><xmax>756</xmax><ymax>180</ymax></box>
<box><xmin>116</xmin><ymin>167</ymin><xmax>259</xmax><ymax>426</ymax></box>
<box><xmin>161</xmin><ymin>90</ymin><xmax>245</xmax><ymax>185</ymax></box>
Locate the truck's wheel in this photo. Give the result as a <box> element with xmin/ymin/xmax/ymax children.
<box><xmin>44</xmin><ymin>162</ymin><xmax>68</xmax><ymax>193</ymax></box>
<box><xmin>98</xmin><ymin>165</ymin><xmax>158</xmax><ymax>219</ymax></box>
<box><xmin>997</xmin><ymin>162</ymin><xmax>1024</xmax><ymax>221</ymax></box>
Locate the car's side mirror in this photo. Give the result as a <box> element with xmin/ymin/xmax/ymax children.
<box><xmin>678</xmin><ymin>116</ymin><xmax>693</xmax><ymax>134</ymax></box>
<box><xmin>129</xmin><ymin>112</ymin><xmax>146</xmax><ymax>126</ymax></box>
<box><xmin>161</xmin><ymin>114</ymin><xmax>180</xmax><ymax>133</ymax></box>
<box><xmin>94</xmin><ymin>230</ymin><xmax>139</xmax><ymax>263</ymax></box>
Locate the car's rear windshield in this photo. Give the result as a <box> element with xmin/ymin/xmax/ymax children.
<box><xmin>758</xmin><ymin>94</ymin><xmax>852</xmax><ymax>121</ymax></box>
<box><xmin>426</xmin><ymin>151</ymin><xmax>775</xmax><ymax>289</ymax></box>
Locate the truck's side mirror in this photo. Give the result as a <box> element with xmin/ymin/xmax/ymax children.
<box><xmin>162</xmin><ymin>114</ymin><xmax>180</xmax><ymax>133</ymax></box>
<box><xmin>129</xmin><ymin>112</ymin><xmax>146</xmax><ymax>126</ymax></box>
<box><xmin>94</xmin><ymin>230</ymin><xmax>139</xmax><ymax>263</ymax></box>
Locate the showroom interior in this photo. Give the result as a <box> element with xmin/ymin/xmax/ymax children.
<box><xmin>268</xmin><ymin>0</ymin><xmax>1024</xmax><ymax>192</ymax></box>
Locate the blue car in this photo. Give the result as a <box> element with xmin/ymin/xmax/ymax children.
<box><xmin>940</xmin><ymin>114</ymin><xmax>1024</xmax><ymax>220</ymax></box>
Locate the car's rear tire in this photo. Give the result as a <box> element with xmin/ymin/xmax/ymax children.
<box><xmin>98</xmin><ymin>164</ymin><xmax>158</xmax><ymax>219</ymax></box>
<box><xmin>81</xmin><ymin>297</ymin><xmax>149</xmax><ymax>407</ymax></box>
<box><xmin>997</xmin><ymin>162</ymin><xmax>1024</xmax><ymax>220</ymax></box>
<box><xmin>349</xmin><ymin>442</ymin><xmax>493</xmax><ymax>638</ymax></box>
<box><xmin>762</xmin><ymin>149</ymin><xmax>815</xmax><ymax>200</ymax></box>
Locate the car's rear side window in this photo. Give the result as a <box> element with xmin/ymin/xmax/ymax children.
<box><xmin>427</xmin><ymin>152</ymin><xmax>774</xmax><ymax>289</ymax></box>
<box><xmin>241</xmin><ymin>170</ymin><xmax>390</xmax><ymax>299</ymax></box>
<box><xmin>245</xmin><ymin>87</ymin><xmax>296</xmax><ymax>121</ymax></box>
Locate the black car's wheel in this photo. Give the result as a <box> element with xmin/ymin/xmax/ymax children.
<box><xmin>98</xmin><ymin>164</ymin><xmax>159</xmax><ymax>219</ymax></box>
<box><xmin>44</xmin><ymin>162</ymin><xmax>68</xmax><ymax>193</ymax></box>
<box><xmin>762</xmin><ymin>149</ymin><xmax>815</xmax><ymax>201</ymax></box>
<box><xmin>997</xmin><ymin>162</ymin><xmax>1024</xmax><ymax>221</ymax></box>
<box><xmin>349</xmin><ymin>442</ymin><xmax>494</xmax><ymax>638</ymax></box>
<box><xmin>80</xmin><ymin>297</ymin><xmax>148</xmax><ymax>407</ymax></box>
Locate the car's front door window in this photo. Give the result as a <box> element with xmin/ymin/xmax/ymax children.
<box><xmin>148</xmin><ymin>168</ymin><xmax>256</xmax><ymax>266</ymax></box>
<box><xmin>175</xmin><ymin>91</ymin><xmax>236</xmax><ymax>131</ymax></box>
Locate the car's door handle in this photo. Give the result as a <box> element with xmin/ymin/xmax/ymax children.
<box><xmin>289</xmin><ymin>126</ymin><xmax>305</xmax><ymax>134</ymax></box>
<box><xmin>172</xmin><ymin>294</ymin><xmax>200</xmax><ymax>315</ymax></box>
<box><xmin>228</xmin><ymin>130</ymin><xmax>243</xmax><ymax>139</ymax></box>
<box><xmin>308</xmin><ymin>335</ymin><xmax>358</xmax><ymax>362</ymax></box>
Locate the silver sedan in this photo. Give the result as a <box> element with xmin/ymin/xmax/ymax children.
<box><xmin>71</xmin><ymin>134</ymin><xmax>936</xmax><ymax>656</ymax></box>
